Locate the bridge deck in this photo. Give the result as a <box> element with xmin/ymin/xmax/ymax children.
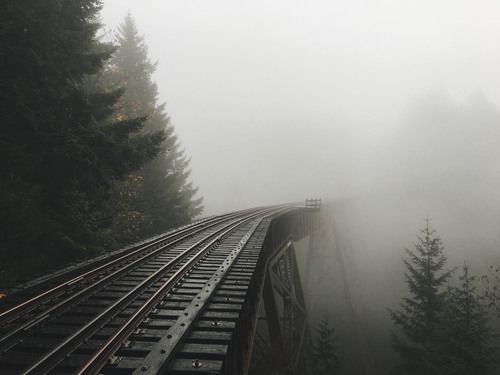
<box><xmin>0</xmin><ymin>205</ymin><xmax>318</xmax><ymax>375</ymax></box>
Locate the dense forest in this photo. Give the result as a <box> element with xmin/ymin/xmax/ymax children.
<box><xmin>0</xmin><ymin>1</ymin><xmax>201</xmax><ymax>285</ymax></box>
<box><xmin>2</xmin><ymin>2</ymin><xmax>500</xmax><ymax>375</ymax></box>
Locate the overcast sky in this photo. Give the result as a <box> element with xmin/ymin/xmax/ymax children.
<box><xmin>101</xmin><ymin>1</ymin><xmax>500</xmax><ymax>214</ymax></box>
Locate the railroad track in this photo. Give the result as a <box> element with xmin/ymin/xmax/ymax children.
<box><xmin>0</xmin><ymin>206</ymin><xmax>291</xmax><ymax>375</ymax></box>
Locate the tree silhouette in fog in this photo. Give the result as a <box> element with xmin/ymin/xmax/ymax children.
<box><xmin>100</xmin><ymin>13</ymin><xmax>202</xmax><ymax>240</ymax></box>
<box><xmin>441</xmin><ymin>264</ymin><xmax>498</xmax><ymax>374</ymax></box>
<box><xmin>312</xmin><ymin>314</ymin><xmax>339</xmax><ymax>375</ymax></box>
<box><xmin>390</xmin><ymin>221</ymin><xmax>498</xmax><ymax>374</ymax></box>
<box><xmin>389</xmin><ymin>220</ymin><xmax>454</xmax><ymax>374</ymax></box>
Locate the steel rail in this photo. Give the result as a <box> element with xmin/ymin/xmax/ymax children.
<box><xmin>21</xmin><ymin>207</ymin><xmax>279</xmax><ymax>375</ymax></box>
<box><xmin>0</xmin><ymin>209</ymin><xmax>252</xmax><ymax>325</ymax></box>
<box><xmin>130</xmin><ymin>208</ymin><xmax>288</xmax><ymax>375</ymax></box>
<box><xmin>76</xmin><ymin>208</ymin><xmax>286</xmax><ymax>375</ymax></box>
<box><xmin>0</xmin><ymin>210</ymin><xmax>258</xmax><ymax>351</ymax></box>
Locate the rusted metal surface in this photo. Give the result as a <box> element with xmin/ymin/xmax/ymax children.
<box><xmin>0</xmin><ymin>203</ymin><xmax>319</xmax><ymax>375</ymax></box>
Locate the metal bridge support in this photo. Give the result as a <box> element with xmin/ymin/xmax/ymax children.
<box><xmin>246</xmin><ymin>208</ymin><xmax>319</xmax><ymax>375</ymax></box>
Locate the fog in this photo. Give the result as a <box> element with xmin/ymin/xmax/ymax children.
<box><xmin>100</xmin><ymin>2</ymin><xmax>500</xmax><ymax>373</ymax></box>
<box><xmin>101</xmin><ymin>0</ymin><xmax>500</xmax><ymax>213</ymax></box>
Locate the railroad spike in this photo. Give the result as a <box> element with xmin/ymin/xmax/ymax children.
<box><xmin>192</xmin><ymin>359</ymin><xmax>203</xmax><ymax>368</ymax></box>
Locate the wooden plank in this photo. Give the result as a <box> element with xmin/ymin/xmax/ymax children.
<box><xmin>179</xmin><ymin>343</ymin><xmax>228</xmax><ymax>358</ymax></box>
<box><xmin>194</xmin><ymin>320</ymin><xmax>235</xmax><ymax>330</ymax></box>
<box><xmin>188</xmin><ymin>330</ymin><xmax>232</xmax><ymax>343</ymax></box>
<box><xmin>168</xmin><ymin>358</ymin><xmax>223</xmax><ymax>374</ymax></box>
<box><xmin>201</xmin><ymin>311</ymin><xmax>239</xmax><ymax>320</ymax></box>
<box><xmin>206</xmin><ymin>303</ymin><xmax>242</xmax><ymax>312</ymax></box>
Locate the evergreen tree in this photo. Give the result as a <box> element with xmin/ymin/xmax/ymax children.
<box><xmin>0</xmin><ymin>1</ymin><xmax>163</xmax><ymax>282</ymax></box>
<box><xmin>389</xmin><ymin>220</ymin><xmax>454</xmax><ymax>374</ymax></box>
<box><xmin>441</xmin><ymin>264</ymin><xmax>498</xmax><ymax>374</ymax></box>
<box><xmin>101</xmin><ymin>14</ymin><xmax>202</xmax><ymax>240</ymax></box>
<box><xmin>312</xmin><ymin>314</ymin><xmax>339</xmax><ymax>375</ymax></box>
<box><xmin>482</xmin><ymin>265</ymin><xmax>500</xmax><ymax>317</ymax></box>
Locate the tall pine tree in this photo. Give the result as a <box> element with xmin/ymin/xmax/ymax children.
<box><xmin>312</xmin><ymin>314</ymin><xmax>339</xmax><ymax>375</ymax></box>
<box><xmin>0</xmin><ymin>1</ymin><xmax>163</xmax><ymax>282</ymax></box>
<box><xmin>441</xmin><ymin>264</ymin><xmax>498</xmax><ymax>374</ymax></box>
<box><xmin>389</xmin><ymin>220</ymin><xmax>454</xmax><ymax>374</ymax></box>
<box><xmin>101</xmin><ymin>14</ymin><xmax>202</xmax><ymax>240</ymax></box>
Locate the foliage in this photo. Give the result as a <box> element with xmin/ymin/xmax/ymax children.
<box><xmin>312</xmin><ymin>314</ymin><xmax>339</xmax><ymax>375</ymax></box>
<box><xmin>100</xmin><ymin>13</ymin><xmax>202</xmax><ymax>240</ymax></box>
<box><xmin>0</xmin><ymin>1</ymin><xmax>163</xmax><ymax>283</ymax></box>
<box><xmin>389</xmin><ymin>219</ymin><xmax>454</xmax><ymax>374</ymax></box>
<box><xmin>440</xmin><ymin>265</ymin><xmax>498</xmax><ymax>374</ymax></box>
<box><xmin>389</xmin><ymin>220</ymin><xmax>498</xmax><ymax>374</ymax></box>
<box><xmin>482</xmin><ymin>265</ymin><xmax>500</xmax><ymax>317</ymax></box>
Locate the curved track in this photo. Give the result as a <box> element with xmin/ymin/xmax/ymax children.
<box><xmin>0</xmin><ymin>206</ymin><xmax>290</xmax><ymax>375</ymax></box>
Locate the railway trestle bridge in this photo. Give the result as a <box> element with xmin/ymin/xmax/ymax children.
<box><xmin>0</xmin><ymin>201</ymin><xmax>321</xmax><ymax>375</ymax></box>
